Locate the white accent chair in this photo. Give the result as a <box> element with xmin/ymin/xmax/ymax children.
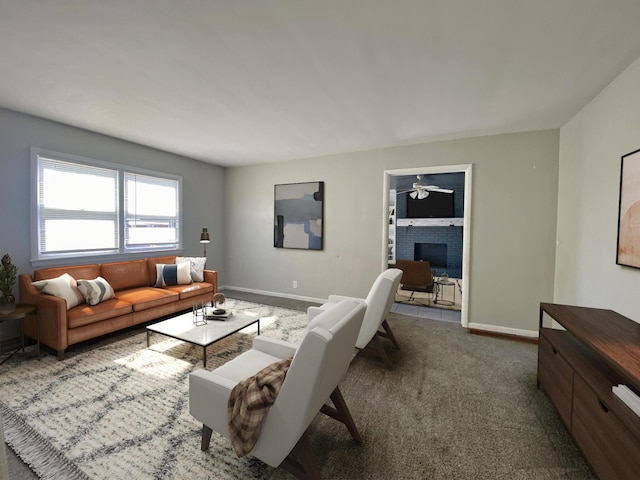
<box><xmin>0</xmin><ymin>409</ymin><xmax>8</xmax><ymax>480</ymax></box>
<box><xmin>189</xmin><ymin>299</ymin><xmax>366</xmax><ymax>480</ymax></box>
<box><xmin>307</xmin><ymin>268</ymin><xmax>403</xmax><ymax>368</ymax></box>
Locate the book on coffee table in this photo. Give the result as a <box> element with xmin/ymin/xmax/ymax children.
<box><xmin>204</xmin><ymin>308</ymin><xmax>233</xmax><ymax>321</ymax></box>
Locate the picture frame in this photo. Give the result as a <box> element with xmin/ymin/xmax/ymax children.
<box><xmin>616</xmin><ymin>148</ymin><xmax>640</xmax><ymax>268</ymax></box>
<box><xmin>274</xmin><ymin>181</ymin><xmax>324</xmax><ymax>250</ymax></box>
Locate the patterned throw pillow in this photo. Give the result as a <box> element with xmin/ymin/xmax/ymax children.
<box><xmin>155</xmin><ymin>263</ymin><xmax>192</xmax><ymax>287</ymax></box>
<box><xmin>32</xmin><ymin>273</ymin><xmax>85</xmax><ymax>310</ymax></box>
<box><xmin>77</xmin><ymin>277</ymin><xmax>115</xmax><ymax>306</ymax></box>
<box><xmin>175</xmin><ymin>256</ymin><xmax>207</xmax><ymax>282</ymax></box>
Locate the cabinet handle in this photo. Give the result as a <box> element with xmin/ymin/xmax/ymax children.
<box><xmin>598</xmin><ymin>399</ymin><xmax>609</xmax><ymax>413</ymax></box>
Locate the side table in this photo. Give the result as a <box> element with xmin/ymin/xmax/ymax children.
<box><xmin>434</xmin><ymin>279</ymin><xmax>456</xmax><ymax>306</ymax></box>
<box><xmin>0</xmin><ymin>304</ymin><xmax>38</xmax><ymax>365</ymax></box>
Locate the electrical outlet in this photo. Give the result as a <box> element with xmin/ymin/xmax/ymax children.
<box><xmin>292</xmin><ymin>281</ymin><xmax>298</xmax><ymax>288</ymax></box>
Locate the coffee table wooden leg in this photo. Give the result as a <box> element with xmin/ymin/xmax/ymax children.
<box><xmin>203</xmin><ymin>346</ymin><xmax>207</xmax><ymax>368</ymax></box>
<box><xmin>146</xmin><ymin>330</ymin><xmax>150</xmax><ymax>347</ymax></box>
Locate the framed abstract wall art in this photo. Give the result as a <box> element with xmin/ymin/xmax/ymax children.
<box><xmin>617</xmin><ymin>148</ymin><xmax>640</xmax><ymax>268</ymax></box>
<box><xmin>274</xmin><ymin>181</ymin><xmax>324</xmax><ymax>250</ymax></box>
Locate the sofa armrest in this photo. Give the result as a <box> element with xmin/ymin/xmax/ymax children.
<box><xmin>18</xmin><ymin>273</ymin><xmax>69</xmax><ymax>354</ymax></box>
<box><xmin>203</xmin><ymin>269</ymin><xmax>218</xmax><ymax>292</ymax></box>
<box><xmin>252</xmin><ymin>336</ymin><xmax>298</xmax><ymax>358</ymax></box>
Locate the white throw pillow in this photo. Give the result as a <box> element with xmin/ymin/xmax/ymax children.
<box><xmin>155</xmin><ymin>263</ymin><xmax>192</xmax><ymax>287</ymax></box>
<box><xmin>175</xmin><ymin>256</ymin><xmax>207</xmax><ymax>282</ymax></box>
<box><xmin>32</xmin><ymin>273</ymin><xmax>84</xmax><ymax>310</ymax></box>
<box><xmin>77</xmin><ymin>277</ymin><xmax>115</xmax><ymax>306</ymax></box>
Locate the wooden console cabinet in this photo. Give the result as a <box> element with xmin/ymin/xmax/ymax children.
<box><xmin>538</xmin><ymin>303</ymin><xmax>640</xmax><ymax>479</ymax></box>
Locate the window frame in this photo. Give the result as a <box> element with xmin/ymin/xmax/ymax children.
<box><xmin>30</xmin><ymin>148</ymin><xmax>183</xmax><ymax>267</ymax></box>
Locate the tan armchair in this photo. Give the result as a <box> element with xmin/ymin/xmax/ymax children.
<box><xmin>395</xmin><ymin>260</ymin><xmax>435</xmax><ymax>303</ymax></box>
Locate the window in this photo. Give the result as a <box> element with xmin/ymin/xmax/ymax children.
<box><xmin>124</xmin><ymin>172</ymin><xmax>179</xmax><ymax>250</ymax></box>
<box><xmin>32</xmin><ymin>149</ymin><xmax>182</xmax><ymax>262</ymax></box>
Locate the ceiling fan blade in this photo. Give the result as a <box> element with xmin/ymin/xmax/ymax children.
<box><xmin>426</xmin><ymin>187</ymin><xmax>453</xmax><ymax>193</ymax></box>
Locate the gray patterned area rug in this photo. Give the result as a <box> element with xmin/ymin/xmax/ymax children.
<box><xmin>0</xmin><ymin>299</ymin><xmax>307</xmax><ymax>480</ymax></box>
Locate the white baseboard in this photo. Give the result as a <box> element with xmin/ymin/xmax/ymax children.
<box><xmin>220</xmin><ymin>285</ymin><xmax>325</xmax><ymax>305</ymax></box>
<box><xmin>467</xmin><ymin>322</ymin><xmax>539</xmax><ymax>339</ymax></box>
<box><xmin>220</xmin><ymin>286</ymin><xmax>539</xmax><ymax>338</ymax></box>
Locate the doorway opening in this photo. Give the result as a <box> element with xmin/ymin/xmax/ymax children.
<box><xmin>383</xmin><ymin>165</ymin><xmax>472</xmax><ymax>327</ymax></box>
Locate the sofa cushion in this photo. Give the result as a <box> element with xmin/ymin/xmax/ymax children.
<box><xmin>67</xmin><ymin>298</ymin><xmax>133</xmax><ymax>329</ymax></box>
<box><xmin>154</xmin><ymin>263</ymin><xmax>192</xmax><ymax>287</ymax></box>
<box><xmin>32</xmin><ymin>273</ymin><xmax>85</xmax><ymax>310</ymax></box>
<box><xmin>33</xmin><ymin>264</ymin><xmax>101</xmax><ymax>282</ymax></box>
<box><xmin>176</xmin><ymin>256</ymin><xmax>207</xmax><ymax>282</ymax></box>
<box><xmin>77</xmin><ymin>277</ymin><xmax>116</xmax><ymax>306</ymax></box>
<box><xmin>162</xmin><ymin>282</ymin><xmax>214</xmax><ymax>300</ymax></box>
<box><xmin>117</xmin><ymin>287</ymin><xmax>179</xmax><ymax>312</ymax></box>
<box><xmin>100</xmin><ymin>259</ymin><xmax>149</xmax><ymax>291</ymax></box>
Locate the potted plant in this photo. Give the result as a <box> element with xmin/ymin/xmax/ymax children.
<box><xmin>0</xmin><ymin>253</ymin><xmax>18</xmax><ymax>313</ymax></box>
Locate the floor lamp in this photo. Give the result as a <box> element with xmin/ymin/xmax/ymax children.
<box><xmin>200</xmin><ymin>227</ymin><xmax>210</xmax><ymax>260</ymax></box>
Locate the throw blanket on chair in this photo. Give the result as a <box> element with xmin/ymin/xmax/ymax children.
<box><xmin>227</xmin><ymin>356</ymin><xmax>293</xmax><ymax>457</ymax></box>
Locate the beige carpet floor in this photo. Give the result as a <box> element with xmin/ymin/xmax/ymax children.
<box><xmin>4</xmin><ymin>291</ymin><xmax>593</xmax><ymax>480</ymax></box>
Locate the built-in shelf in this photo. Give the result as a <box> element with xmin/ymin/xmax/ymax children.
<box><xmin>388</xmin><ymin>189</ymin><xmax>397</xmax><ymax>264</ymax></box>
<box><xmin>396</xmin><ymin>218</ymin><xmax>463</xmax><ymax>227</ymax></box>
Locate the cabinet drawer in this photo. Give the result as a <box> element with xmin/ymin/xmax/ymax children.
<box><xmin>538</xmin><ymin>333</ymin><xmax>573</xmax><ymax>427</ymax></box>
<box><xmin>572</xmin><ymin>375</ymin><xmax>640</xmax><ymax>480</ymax></box>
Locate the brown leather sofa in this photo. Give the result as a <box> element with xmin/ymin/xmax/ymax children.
<box><xmin>19</xmin><ymin>256</ymin><xmax>217</xmax><ymax>360</ymax></box>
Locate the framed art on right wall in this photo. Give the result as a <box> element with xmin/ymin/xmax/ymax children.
<box><xmin>616</xmin><ymin>147</ymin><xmax>640</xmax><ymax>268</ymax></box>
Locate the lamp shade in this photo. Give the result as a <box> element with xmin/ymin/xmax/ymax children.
<box><xmin>200</xmin><ymin>227</ymin><xmax>210</xmax><ymax>243</ymax></box>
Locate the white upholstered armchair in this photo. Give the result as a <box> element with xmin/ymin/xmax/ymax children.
<box><xmin>189</xmin><ymin>299</ymin><xmax>366</xmax><ymax>480</ymax></box>
<box><xmin>307</xmin><ymin>268</ymin><xmax>403</xmax><ymax>368</ymax></box>
<box><xmin>0</xmin><ymin>408</ymin><xmax>8</xmax><ymax>480</ymax></box>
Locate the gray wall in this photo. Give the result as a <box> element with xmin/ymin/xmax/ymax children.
<box><xmin>0</xmin><ymin>107</ymin><xmax>560</xmax><ymax>341</ymax></box>
<box><xmin>0</xmin><ymin>108</ymin><xmax>226</xmax><ymax>344</ymax></box>
<box><xmin>226</xmin><ymin>130</ymin><xmax>560</xmax><ymax>335</ymax></box>
<box><xmin>556</xmin><ymin>56</ymin><xmax>640</xmax><ymax>322</ymax></box>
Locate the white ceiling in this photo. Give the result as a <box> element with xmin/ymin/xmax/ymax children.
<box><xmin>1</xmin><ymin>1</ymin><xmax>640</xmax><ymax>167</ymax></box>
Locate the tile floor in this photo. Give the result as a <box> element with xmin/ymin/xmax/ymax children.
<box><xmin>391</xmin><ymin>301</ymin><xmax>461</xmax><ymax>323</ymax></box>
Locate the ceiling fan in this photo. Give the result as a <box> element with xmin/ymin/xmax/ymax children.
<box><xmin>397</xmin><ymin>175</ymin><xmax>454</xmax><ymax>199</ymax></box>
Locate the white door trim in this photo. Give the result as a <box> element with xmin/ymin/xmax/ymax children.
<box><xmin>383</xmin><ymin>164</ymin><xmax>472</xmax><ymax>328</ymax></box>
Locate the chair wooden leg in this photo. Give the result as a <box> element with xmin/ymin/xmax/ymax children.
<box><xmin>378</xmin><ymin>319</ymin><xmax>400</xmax><ymax>349</ymax></box>
<box><xmin>280</xmin><ymin>432</ymin><xmax>321</xmax><ymax>480</ymax></box>
<box><xmin>320</xmin><ymin>387</ymin><xmax>364</xmax><ymax>445</ymax></box>
<box><xmin>281</xmin><ymin>388</ymin><xmax>362</xmax><ymax>479</ymax></box>
<box><xmin>361</xmin><ymin>334</ymin><xmax>392</xmax><ymax>368</ymax></box>
<box><xmin>201</xmin><ymin>424</ymin><xmax>213</xmax><ymax>451</ymax></box>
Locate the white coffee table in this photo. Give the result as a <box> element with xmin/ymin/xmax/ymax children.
<box><xmin>146</xmin><ymin>311</ymin><xmax>260</xmax><ymax>367</ymax></box>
